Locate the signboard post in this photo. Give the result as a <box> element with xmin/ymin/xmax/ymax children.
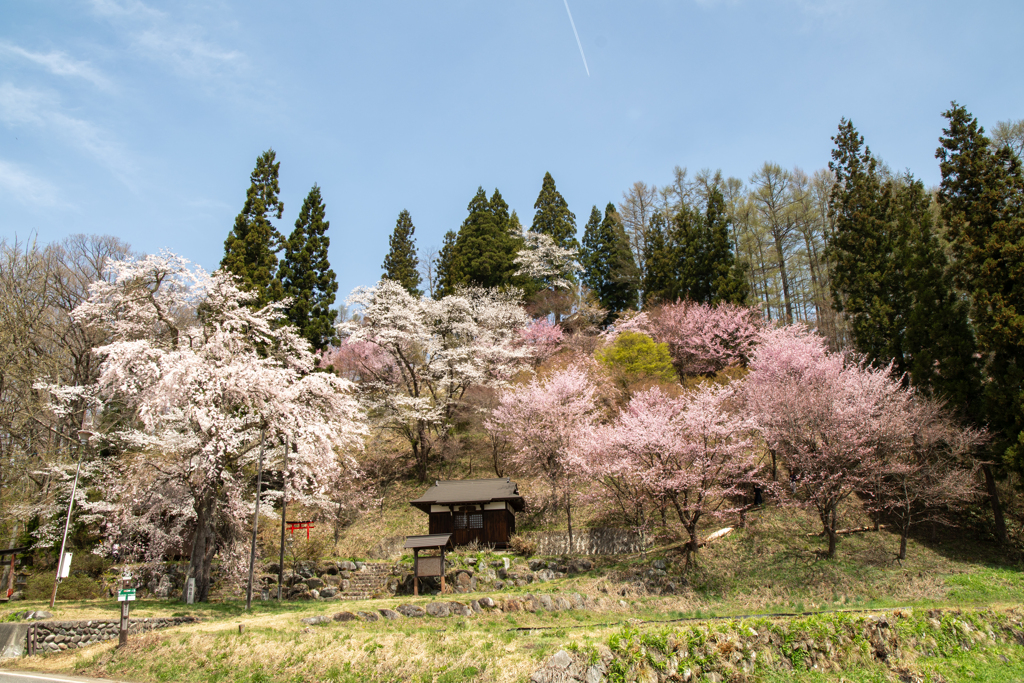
<box><xmin>117</xmin><ymin>588</ymin><xmax>134</xmax><ymax>648</ymax></box>
<box><xmin>185</xmin><ymin>578</ymin><xmax>195</xmax><ymax>605</ymax></box>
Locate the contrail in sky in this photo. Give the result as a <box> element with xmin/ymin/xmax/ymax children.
<box><xmin>562</xmin><ymin>0</ymin><xmax>589</xmax><ymax>77</ymax></box>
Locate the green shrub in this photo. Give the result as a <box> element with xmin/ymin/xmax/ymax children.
<box><xmin>24</xmin><ymin>573</ymin><xmax>103</xmax><ymax>601</ymax></box>
<box><xmin>597</xmin><ymin>332</ymin><xmax>676</xmax><ymax>385</ymax></box>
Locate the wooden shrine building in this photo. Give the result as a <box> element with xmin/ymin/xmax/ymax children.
<box><xmin>410</xmin><ymin>478</ymin><xmax>525</xmax><ymax>548</ymax></box>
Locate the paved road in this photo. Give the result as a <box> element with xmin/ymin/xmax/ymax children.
<box><xmin>0</xmin><ymin>671</ymin><xmax>131</xmax><ymax>683</ymax></box>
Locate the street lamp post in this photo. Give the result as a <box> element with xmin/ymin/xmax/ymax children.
<box><xmin>49</xmin><ymin>429</ymin><xmax>95</xmax><ymax>610</ymax></box>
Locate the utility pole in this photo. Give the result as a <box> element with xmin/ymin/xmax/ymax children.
<box><xmin>245</xmin><ymin>429</ymin><xmax>266</xmax><ymax>611</ymax></box>
<box><xmin>50</xmin><ymin>429</ymin><xmax>94</xmax><ymax>609</ymax></box>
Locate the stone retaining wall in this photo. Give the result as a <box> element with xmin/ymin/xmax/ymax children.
<box><xmin>28</xmin><ymin>616</ymin><xmax>200</xmax><ymax>654</ymax></box>
<box><xmin>527</xmin><ymin>527</ymin><xmax>644</xmax><ymax>556</ymax></box>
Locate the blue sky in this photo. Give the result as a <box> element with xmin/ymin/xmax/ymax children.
<box><xmin>2</xmin><ymin>0</ymin><xmax>1022</xmax><ymax>300</ymax></box>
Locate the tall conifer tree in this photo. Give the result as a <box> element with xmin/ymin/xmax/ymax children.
<box><xmin>581</xmin><ymin>203</ymin><xmax>639</xmax><ymax>323</ymax></box>
<box><xmin>222</xmin><ymin>149</ymin><xmax>285</xmax><ymax>306</ymax></box>
<box><xmin>278</xmin><ymin>184</ymin><xmax>339</xmax><ymax>350</ymax></box>
<box><xmin>530</xmin><ymin>172</ymin><xmax>579</xmax><ymax>251</ymax></box>
<box><xmin>434</xmin><ymin>230</ymin><xmax>459</xmax><ymax>299</ymax></box>
<box><xmin>382</xmin><ymin>209</ymin><xmax>422</xmax><ymax>295</ymax></box>
<box><xmin>450</xmin><ymin>188</ymin><xmax>519</xmax><ymax>289</ymax></box>
<box><xmin>938</xmin><ymin>103</ymin><xmax>1024</xmax><ymax>495</ymax></box>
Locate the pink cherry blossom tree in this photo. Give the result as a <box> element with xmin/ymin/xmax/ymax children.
<box><xmin>585</xmin><ymin>384</ymin><xmax>762</xmax><ymax>565</ymax></box>
<box><xmin>745</xmin><ymin>325</ymin><xmax>910</xmax><ymax>558</ymax></box>
<box><xmin>340</xmin><ymin>280</ymin><xmax>530</xmax><ymax>481</ymax></box>
<box><xmin>622</xmin><ymin>300</ymin><xmax>764</xmax><ymax>377</ymax></box>
<box><xmin>518</xmin><ymin>317</ymin><xmax>564</xmax><ymax>365</ymax></box>
<box><xmin>865</xmin><ymin>396</ymin><xmax>984</xmax><ymax>560</ymax></box>
<box><xmin>486</xmin><ymin>365</ymin><xmax>599</xmax><ymax>553</ymax></box>
<box><xmin>72</xmin><ymin>252</ymin><xmax>365</xmax><ymax>601</ymax></box>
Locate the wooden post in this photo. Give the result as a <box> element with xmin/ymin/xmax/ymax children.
<box><xmin>413</xmin><ymin>549</ymin><xmax>419</xmax><ymax>597</ymax></box>
<box><xmin>118</xmin><ymin>599</ymin><xmax>130</xmax><ymax>648</ymax></box>
<box><xmin>440</xmin><ymin>548</ymin><xmax>445</xmax><ymax>594</ymax></box>
<box><xmin>6</xmin><ymin>553</ymin><xmax>14</xmax><ymax>598</ymax></box>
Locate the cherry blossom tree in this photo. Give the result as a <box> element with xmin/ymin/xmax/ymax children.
<box><xmin>486</xmin><ymin>365</ymin><xmax>599</xmax><ymax>553</ymax></box>
<box><xmin>744</xmin><ymin>325</ymin><xmax>909</xmax><ymax>558</ymax></box>
<box><xmin>866</xmin><ymin>397</ymin><xmax>984</xmax><ymax>560</ymax></box>
<box><xmin>622</xmin><ymin>301</ymin><xmax>764</xmax><ymax>377</ymax></box>
<box><xmin>340</xmin><ymin>280</ymin><xmax>530</xmax><ymax>481</ymax></box>
<box><xmin>72</xmin><ymin>252</ymin><xmax>365</xmax><ymax>601</ymax></box>
<box><xmin>585</xmin><ymin>384</ymin><xmax>761</xmax><ymax>565</ymax></box>
<box><xmin>518</xmin><ymin>317</ymin><xmax>564</xmax><ymax>365</ymax></box>
<box><xmin>513</xmin><ymin>232</ymin><xmax>579</xmax><ymax>290</ymax></box>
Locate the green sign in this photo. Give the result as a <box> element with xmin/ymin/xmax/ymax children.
<box><xmin>117</xmin><ymin>588</ymin><xmax>136</xmax><ymax>602</ymax></box>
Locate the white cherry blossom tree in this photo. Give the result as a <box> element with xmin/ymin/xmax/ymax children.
<box><xmin>73</xmin><ymin>252</ymin><xmax>365</xmax><ymax>601</ymax></box>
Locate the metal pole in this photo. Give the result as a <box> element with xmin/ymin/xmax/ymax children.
<box><xmin>49</xmin><ymin>430</ymin><xmax>92</xmax><ymax>610</ymax></box>
<box><xmin>278</xmin><ymin>436</ymin><xmax>287</xmax><ymax>600</ymax></box>
<box><xmin>245</xmin><ymin>429</ymin><xmax>266</xmax><ymax>611</ymax></box>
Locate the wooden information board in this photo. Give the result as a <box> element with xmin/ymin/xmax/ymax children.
<box><xmin>416</xmin><ymin>556</ymin><xmax>443</xmax><ymax>577</ymax></box>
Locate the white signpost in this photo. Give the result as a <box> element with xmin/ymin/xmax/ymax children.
<box><xmin>58</xmin><ymin>553</ymin><xmax>72</xmax><ymax>579</ymax></box>
<box><xmin>185</xmin><ymin>577</ymin><xmax>195</xmax><ymax>605</ymax></box>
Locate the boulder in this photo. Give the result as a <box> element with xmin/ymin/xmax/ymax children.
<box><xmin>354</xmin><ymin>562</ymin><xmax>366</xmax><ymax>571</ymax></box>
<box><xmin>306</xmin><ymin>577</ymin><xmax>324</xmax><ymax>590</ymax></box>
<box><xmin>425</xmin><ymin>603</ymin><xmax>450</xmax><ymax>618</ymax></box>
<box><xmin>154</xmin><ymin>574</ymin><xmax>174</xmax><ymax>598</ymax></box>
<box><xmin>318</xmin><ymin>561</ymin><xmax>339</xmax><ymax>576</ymax></box>
<box><xmin>378</xmin><ymin>609</ymin><xmax>402</xmax><ymax>620</ymax></box>
<box><xmin>396</xmin><ymin>604</ymin><xmax>426</xmax><ymax>618</ymax></box>
<box><xmin>310</xmin><ymin>589</ymin><xmax>321</xmax><ymax>600</ymax></box>
<box><xmin>301</xmin><ymin>615</ymin><xmax>330</xmax><ymax>625</ymax></box>
<box><xmin>537</xmin><ymin>594</ymin><xmax>554</xmax><ymax>610</ymax></box>
<box><xmin>448</xmin><ymin>601</ymin><xmax>473</xmax><ymax>617</ymax></box>
<box><xmin>266</xmin><ymin>563</ymin><xmax>281</xmax><ymax>574</ymax></box>
<box><xmin>478</xmin><ymin>597</ymin><xmax>496</xmax><ymax>609</ymax></box>
<box><xmin>528</xmin><ymin>559</ymin><xmax>545</xmax><ymax>571</ymax></box>
<box><xmin>333</xmin><ymin>611</ymin><xmax>359</xmax><ymax>622</ymax></box>
<box><xmin>358</xmin><ymin>611</ymin><xmax>380</xmax><ymax>622</ymax></box>
<box><xmin>455</xmin><ymin>572</ymin><xmax>475</xmax><ymax>593</ymax></box>
<box><xmin>20</xmin><ymin>610</ymin><xmax>52</xmax><ymax>620</ymax></box>
<box><xmin>536</xmin><ymin>569</ymin><xmax>556</xmax><ymax>582</ymax></box>
<box><xmin>338</xmin><ymin>561</ymin><xmax>357</xmax><ymax>572</ymax></box>
<box><xmin>320</xmin><ymin>588</ymin><xmax>337</xmax><ymax>599</ymax></box>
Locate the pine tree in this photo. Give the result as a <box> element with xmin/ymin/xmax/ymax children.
<box><xmin>530</xmin><ymin>172</ymin><xmax>579</xmax><ymax>251</ymax></box>
<box><xmin>382</xmin><ymin>209</ymin><xmax>422</xmax><ymax>295</ymax></box>
<box><xmin>451</xmin><ymin>188</ymin><xmax>520</xmax><ymax>289</ymax></box>
<box><xmin>278</xmin><ymin>184</ymin><xmax>339</xmax><ymax>351</ymax></box>
<box><xmin>221</xmin><ymin>149</ymin><xmax>285</xmax><ymax>306</ymax></box>
<box><xmin>434</xmin><ymin>230</ymin><xmax>459</xmax><ymax>299</ymax></box>
<box><xmin>938</xmin><ymin>103</ymin><xmax>1024</xmax><ymax>484</ymax></box>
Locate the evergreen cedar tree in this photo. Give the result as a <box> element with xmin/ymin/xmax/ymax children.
<box><xmin>278</xmin><ymin>184</ymin><xmax>340</xmax><ymax>351</ymax></box>
<box><xmin>937</xmin><ymin>103</ymin><xmax>1024</xmax><ymax>529</ymax></box>
<box><xmin>450</xmin><ymin>188</ymin><xmax>522</xmax><ymax>290</ymax></box>
<box><xmin>642</xmin><ymin>188</ymin><xmax>748</xmax><ymax>307</ymax></box>
<box><xmin>581</xmin><ymin>203</ymin><xmax>639</xmax><ymax>323</ymax></box>
<box><xmin>221</xmin><ymin>149</ymin><xmax>285</xmax><ymax>307</ymax></box>
<box><xmin>381</xmin><ymin>209</ymin><xmax>422</xmax><ymax>296</ymax></box>
<box><xmin>531</xmin><ymin>172</ymin><xmax>580</xmax><ymax>252</ymax></box>
<box><xmin>434</xmin><ymin>230</ymin><xmax>459</xmax><ymax>299</ymax></box>
<box><xmin>828</xmin><ymin>119</ymin><xmax>980</xmax><ymax>414</ymax></box>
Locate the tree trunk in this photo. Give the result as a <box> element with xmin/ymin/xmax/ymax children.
<box><xmin>565</xmin><ymin>484</ymin><xmax>573</xmax><ymax>556</ymax></box>
<box><xmin>981</xmin><ymin>463</ymin><xmax>1009</xmax><ymax>545</ymax></box>
<box><xmin>898</xmin><ymin>528</ymin><xmax>908</xmax><ymax>561</ymax></box>
<box><xmin>184</xmin><ymin>488</ymin><xmax>218</xmax><ymax>603</ymax></box>
<box><xmin>414</xmin><ymin>421</ymin><xmax>430</xmax><ymax>482</ymax></box>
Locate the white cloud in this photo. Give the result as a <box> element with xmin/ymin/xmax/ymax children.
<box><xmin>0</xmin><ymin>159</ymin><xmax>63</xmax><ymax>208</ymax></box>
<box><xmin>90</xmin><ymin>0</ymin><xmax>245</xmax><ymax>83</ymax></box>
<box><xmin>0</xmin><ymin>83</ymin><xmax>137</xmax><ymax>186</ymax></box>
<box><xmin>0</xmin><ymin>43</ymin><xmax>113</xmax><ymax>90</ymax></box>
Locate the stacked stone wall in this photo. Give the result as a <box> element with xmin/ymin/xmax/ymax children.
<box><xmin>28</xmin><ymin>616</ymin><xmax>199</xmax><ymax>654</ymax></box>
